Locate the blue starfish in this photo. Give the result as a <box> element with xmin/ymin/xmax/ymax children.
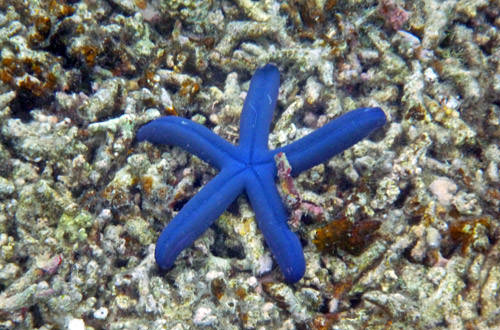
<box><xmin>137</xmin><ymin>64</ymin><xmax>386</xmax><ymax>283</ymax></box>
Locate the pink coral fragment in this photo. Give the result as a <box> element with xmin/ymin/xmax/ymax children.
<box><xmin>379</xmin><ymin>0</ymin><xmax>410</xmax><ymax>31</ymax></box>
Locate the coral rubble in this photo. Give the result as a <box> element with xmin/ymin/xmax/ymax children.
<box><xmin>0</xmin><ymin>0</ymin><xmax>499</xmax><ymax>328</ymax></box>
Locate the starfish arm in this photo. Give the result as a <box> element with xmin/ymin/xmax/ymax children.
<box><xmin>136</xmin><ymin>116</ymin><xmax>239</xmax><ymax>170</ymax></box>
<box><xmin>245</xmin><ymin>164</ymin><xmax>306</xmax><ymax>283</ymax></box>
<box><xmin>155</xmin><ymin>165</ymin><xmax>246</xmax><ymax>270</ymax></box>
<box><xmin>275</xmin><ymin>107</ymin><xmax>386</xmax><ymax>176</ymax></box>
<box><xmin>238</xmin><ymin>64</ymin><xmax>280</xmax><ymax>160</ymax></box>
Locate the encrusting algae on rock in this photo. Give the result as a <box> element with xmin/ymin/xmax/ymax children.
<box><xmin>313</xmin><ymin>216</ymin><xmax>381</xmax><ymax>255</ymax></box>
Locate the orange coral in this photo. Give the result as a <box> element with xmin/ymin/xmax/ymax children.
<box><xmin>0</xmin><ymin>57</ymin><xmax>59</xmax><ymax>98</ymax></box>
<box><xmin>448</xmin><ymin>217</ymin><xmax>491</xmax><ymax>254</ymax></box>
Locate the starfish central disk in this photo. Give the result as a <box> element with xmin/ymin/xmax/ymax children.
<box><xmin>136</xmin><ymin>64</ymin><xmax>386</xmax><ymax>283</ymax></box>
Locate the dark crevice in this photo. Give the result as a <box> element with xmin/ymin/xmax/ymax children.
<box><xmin>30</xmin><ymin>304</ymin><xmax>45</xmax><ymax>328</ymax></box>
<box><xmin>9</xmin><ymin>90</ymin><xmax>54</xmax><ymax>122</ymax></box>
<box><xmin>394</xmin><ymin>182</ymin><xmax>413</xmax><ymax>209</ymax></box>
<box><xmin>211</xmin><ymin>225</ymin><xmax>245</xmax><ymax>260</ymax></box>
<box><xmin>114</xmin><ymin>258</ymin><xmax>129</xmax><ymax>268</ymax></box>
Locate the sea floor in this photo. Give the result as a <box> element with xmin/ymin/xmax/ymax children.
<box><xmin>0</xmin><ymin>0</ymin><xmax>499</xmax><ymax>329</ymax></box>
